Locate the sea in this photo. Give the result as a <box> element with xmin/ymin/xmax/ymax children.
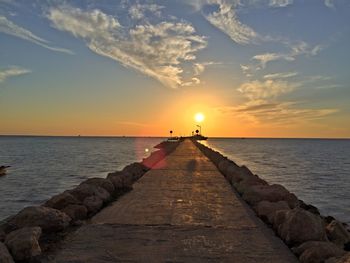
<box><xmin>0</xmin><ymin>136</ymin><xmax>349</xmax><ymax>224</ymax></box>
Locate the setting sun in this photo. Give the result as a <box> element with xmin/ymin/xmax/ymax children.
<box><xmin>194</xmin><ymin>113</ymin><xmax>205</xmax><ymax>123</ymax></box>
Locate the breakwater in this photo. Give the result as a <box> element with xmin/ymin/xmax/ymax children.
<box><xmin>0</xmin><ymin>140</ymin><xmax>180</xmax><ymax>262</ymax></box>
<box><xmin>193</xmin><ymin>139</ymin><xmax>350</xmax><ymax>263</ymax></box>
<box><xmin>0</xmin><ymin>138</ymin><xmax>349</xmax><ymax>262</ymax></box>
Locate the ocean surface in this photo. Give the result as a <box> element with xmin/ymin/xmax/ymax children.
<box><xmin>0</xmin><ymin>136</ymin><xmax>163</xmax><ymax>221</ymax></box>
<box><xmin>0</xmin><ymin>137</ymin><xmax>349</xmax><ymax>224</ymax></box>
<box><xmin>203</xmin><ymin>138</ymin><xmax>350</xmax><ymax>223</ymax></box>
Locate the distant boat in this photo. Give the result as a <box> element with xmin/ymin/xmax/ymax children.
<box><xmin>0</xmin><ymin>166</ymin><xmax>10</xmax><ymax>176</ymax></box>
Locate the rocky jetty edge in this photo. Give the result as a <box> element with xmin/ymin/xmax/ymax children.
<box><xmin>193</xmin><ymin>139</ymin><xmax>350</xmax><ymax>263</ymax></box>
<box><xmin>0</xmin><ymin>140</ymin><xmax>180</xmax><ymax>263</ymax></box>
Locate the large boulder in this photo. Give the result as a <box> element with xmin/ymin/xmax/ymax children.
<box><xmin>122</xmin><ymin>162</ymin><xmax>147</xmax><ymax>181</ymax></box>
<box><xmin>299</xmin><ymin>200</ymin><xmax>320</xmax><ymax>215</ymax></box>
<box><xmin>81</xmin><ymin>178</ymin><xmax>115</xmax><ymax>194</ymax></box>
<box><xmin>278</xmin><ymin>208</ymin><xmax>327</xmax><ymax>246</ymax></box>
<box><xmin>5</xmin><ymin>227</ymin><xmax>41</xmax><ymax>261</ymax></box>
<box><xmin>234</xmin><ymin>176</ymin><xmax>268</xmax><ymax>195</ymax></box>
<box><xmin>0</xmin><ymin>242</ymin><xmax>14</xmax><ymax>263</ymax></box>
<box><xmin>9</xmin><ymin>206</ymin><xmax>71</xmax><ymax>232</ymax></box>
<box><xmin>217</xmin><ymin>160</ymin><xmax>232</xmax><ymax>175</ymax></box>
<box><xmin>62</xmin><ymin>205</ymin><xmax>88</xmax><ymax>221</ymax></box>
<box><xmin>325</xmin><ymin>253</ymin><xmax>350</xmax><ymax>263</ymax></box>
<box><xmin>253</xmin><ymin>200</ymin><xmax>290</xmax><ymax>224</ymax></box>
<box><xmin>0</xmin><ymin>229</ymin><xmax>5</xmax><ymax>242</ymax></box>
<box><xmin>293</xmin><ymin>241</ymin><xmax>346</xmax><ymax>263</ymax></box>
<box><xmin>327</xmin><ymin>220</ymin><xmax>350</xmax><ymax>248</ymax></box>
<box><xmin>44</xmin><ymin>191</ymin><xmax>80</xmax><ymax>210</ymax></box>
<box><xmin>83</xmin><ymin>196</ymin><xmax>103</xmax><ymax>215</ymax></box>
<box><xmin>69</xmin><ymin>183</ymin><xmax>110</xmax><ymax>203</ymax></box>
<box><xmin>107</xmin><ymin>171</ymin><xmax>133</xmax><ymax>189</ymax></box>
<box><xmin>271</xmin><ymin>209</ymin><xmax>290</xmax><ymax>231</ymax></box>
<box><xmin>242</xmin><ymin>184</ymin><xmax>299</xmax><ymax>208</ymax></box>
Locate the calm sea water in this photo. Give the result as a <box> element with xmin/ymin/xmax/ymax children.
<box><xmin>0</xmin><ymin>136</ymin><xmax>163</xmax><ymax>221</ymax></box>
<box><xmin>0</xmin><ymin>137</ymin><xmax>349</xmax><ymax>224</ymax></box>
<box><xmin>203</xmin><ymin>138</ymin><xmax>350</xmax><ymax>223</ymax></box>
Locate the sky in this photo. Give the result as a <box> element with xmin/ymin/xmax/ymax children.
<box><xmin>0</xmin><ymin>0</ymin><xmax>349</xmax><ymax>138</ymax></box>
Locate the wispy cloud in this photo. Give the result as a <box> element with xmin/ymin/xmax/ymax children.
<box><xmin>129</xmin><ymin>3</ymin><xmax>164</xmax><ymax>20</ymax></box>
<box><xmin>0</xmin><ymin>66</ymin><xmax>31</xmax><ymax>83</ymax></box>
<box><xmin>47</xmin><ymin>5</ymin><xmax>207</xmax><ymax>89</ymax></box>
<box><xmin>269</xmin><ymin>0</ymin><xmax>293</xmax><ymax>8</ymax></box>
<box><xmin>204</xmin><ymin>0</ymin><xmax>258</xmax><ymax>45</ymax></box>
<box><xmin>252</xmin><ymin>41</ymin><xmax>323</xmax><ymax>68</ymax></box>
<box><xmin>237</xmin><ymin>79</ymin><xmax>300</xmax><ymax>100</ymax></box>
<box><xmin>324</xmin><ymin>0</ymin><xmax>335</xmax><ymax>8</ymax></box>
<box><xmin>217</xmin><ymin>101</ymin><xmax>338</xmax><ymax>125</ymax></box>
<box><xmin>263</xmin><ymin>71</ymin><xmax>298</xmax><ymax>79</ymax></box>
<box><xmin>193</xmin><ymin>61</ymin><xmax>220</xmax><ymax>76</ymax></box>
<box><xmin>0</xmin><ymin>15</ymin><xmax>73</xmax><ymax>54</ymax></box>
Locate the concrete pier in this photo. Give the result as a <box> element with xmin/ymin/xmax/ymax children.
<box><xmin>45</xmin><ymin>139</ymin><xmax>298</xmax><ymax>262</ymax></box>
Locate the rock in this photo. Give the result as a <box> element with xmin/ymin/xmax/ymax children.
<box><xmin>83</xmin><ymin>196</ymin><xmax>103</xmax><ymax>214</ymax></box>
<box><xmin>9</xmin><ymin>206</ymin><xmax>71</xmax><ymax>232</ymax></box>
<box><xmin>253</xmin><ymin>200</ymin><xmax>290</xmax><ymax>224</ymax></box>
<box><xmin>327</xmin><ymin>220</ymin><xmax>350</xmax><ymax>248</ymax></box>
<box><xmin>271</xmin><ymin>209</ymin><xmax>290</xmax><ymax>231</ymax></box>
<box><xmin>0</xmin><ymin>229</ymin><xmax>5</xmax><ymax>242</ymax></box>
<box><xmin>242</xmin><ymin>184</ymin><xmax>299</xmax><ymax>208</ymax></box>
<box><xmin>225</xmin><ymin>164</ymin><xmax>243</xmax><ymax>184</ymax></box>
<box><xmin>0</xmin><ymin>242</ymin><xmax>14</xmax><ymax>263</ymax></box>
<box><xmin>69</xmin><ymin>183</ymin><xmax>110</xmax><ymax>203</ymax></box>
<box><xmin>278</xmin><ymin>208</ymin><xmax>327</xmax><ymax>246</ymax></box>
<box><xmin>325</xmin><ymin>253</ymin><xmax>350</xmax><ymax>263</ymax></box>
<box><xmin>107</xmin><ymin>171</ymin><xmax>133</xmax><ymax>189</ymax></box>
<box><xmin>293</xmin><ymin>241</ymin><xmax>346</xmax><ymax>263</ymax></box>
<box><xmin>234</xmin><ymin>176</ymin><xmax>268</xmax><ymax>195</ymax></box>
<box><xmin>122</xmin><ymin>162</ymin><xmax>147</xmax><ymax>181</ymax></box>
<box><xmin>299</xmin><ymin>200</ymin><xmax>320</xmax><ymax>215</ymax></box>
<box><xmin>81</xmin><ymin>178</ymin><xmax>115</xmax><ymax>194</ymax></box>
<box><xmin>217</xmin><ymin>160</ymin><xmax>232</xmax><ymax>175</ymax></box>
<box><xmin>44</xmin><ymin>191</ymin><xmax>80</xmax><ymax>210</ymax></box>
<box><xmin>62</xmin><ymin>205</ymin><xmax>88</xmax><ymax>221</ymax></box>
<box><xmin>5</xmin><ymin>227</ymin><xmax>41</xmax><ymax>261</ymax></box>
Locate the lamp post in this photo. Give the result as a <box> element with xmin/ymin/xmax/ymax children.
<box><xmin>196</xmin><ymin>125</ymin><xmax>201</xmax><ymax>135</ymax></box>
<box><xmin>170</xmin><ymin>130</ymin><xmax>173</xmax><ymax>138</ymax></box>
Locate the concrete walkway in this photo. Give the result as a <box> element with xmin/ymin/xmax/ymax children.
<box><xmin>46</xmin><ymin>139</ymin><xmax>298</xmax><ymax>262</ymax></box>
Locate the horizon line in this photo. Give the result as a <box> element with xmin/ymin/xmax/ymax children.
<box><xmin>0</xmin><ymin>134</ymin><xmax>349</xmax><ymax>140</ymax></box>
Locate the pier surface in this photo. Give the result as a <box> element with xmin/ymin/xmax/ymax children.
<box><xmin>47</xmin><ymin>139</ymin><xmax>298</xmax><ymax>262</ymax></box>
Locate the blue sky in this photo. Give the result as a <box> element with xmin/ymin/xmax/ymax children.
<box><xmin>0</xmin><ymin>0</ymin><xmax>349</xmax><ymax>137</ymax></box>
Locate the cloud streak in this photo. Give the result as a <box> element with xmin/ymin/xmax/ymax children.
<box><xmin>0</xmin><ymin>15</ymin><xmax>73</xmax><ymax>54</ymax></box>
<box><xmin>269</xmin><ymin>0</ymin><xmax>293</xmax><ymax>8</ymax></box>
<box><xmin>204</xmin><ymin>0</ymin><xmax>258</xmax><ymax>45</ymax></box>
<box><xmin>47</xmin><ymin>5</ymin><xmax>207</xmax><ymax>89</ymax></box>
<box><xmin>0</xmin><ymin>66</ymin><xmax>31</xmax><ymax>83</ymax></box>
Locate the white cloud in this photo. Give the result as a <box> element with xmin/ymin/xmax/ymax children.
<box><xmin>129</xmin><ymin>4</ymin><xmax>163</xmax><ymax>20</ymax></box>
<box><xmin>252</xmin><ymin>41</ymin><xmax>324</xmax><ymax>68</ymax></box>
<box><xmin>0</xmin><ymin>15</ymin><xmax>73</xmax><ymax>54</ymax></box>
<box><xmin>0</xmin><ymin>66</ymin><xmax>31</xmax><ymax>83</ymax></box>
<box><xmin>204</xmin><ymin>0</ymin><xmax>258</xmax><ymax>45</ymax></box>
<box><xmin>252</xmin><ymin>52</ymin><xmax>294</xmax><ymax>68</ymax></box>
<box><xmin>324</xmin><ymin>0</ymin><xmax>335</xmax><ymax>8</ymax></box>
<box><xmin>218</xmin><ymin>100</ymin><xmax>338</xmax><ymax>125</ymax></box>
<box><xmin>48</xmin><ymin>6</ymin><xmax>207</xmax><ymax>89</ymax></box>
<box><xmin>269</xmin><ymin>0</ymin><xmax>293</xmax><ymax>8</ymax></box>
<box><xmin>237</xmin><ymin>79</ymin><xmax>299</xmax><ymax>100</ymax></box>
<box><xmin>263</xmin><ymin>72</ymin><xmax>298</xmax><ymax>79</ymax></box>
<box><xmin>193</xmin><ymin>61</ymin><xmax>219</xmax><ymax>76</ymax></box>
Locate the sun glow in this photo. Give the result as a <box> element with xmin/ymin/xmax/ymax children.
<box><xmin>194</xmin><ymin>112</ymin><xmax>205</xmax><ymax>123</ymax></box>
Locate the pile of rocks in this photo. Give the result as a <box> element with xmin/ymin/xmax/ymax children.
<box><xmin>0</xmin><ymin>140</ymin><xmax>180</xmax><ymax>262</ymax></box>
<box><xmin>194</xmin><ymin>140</ymin><xmax>350</xmax><ymax>263</ymax></box>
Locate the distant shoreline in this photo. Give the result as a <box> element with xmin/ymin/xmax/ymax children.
<box><xmin>0</xmin><ymin>135</ymin><xmax>349</xmax><ymax>140</ymax></box>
